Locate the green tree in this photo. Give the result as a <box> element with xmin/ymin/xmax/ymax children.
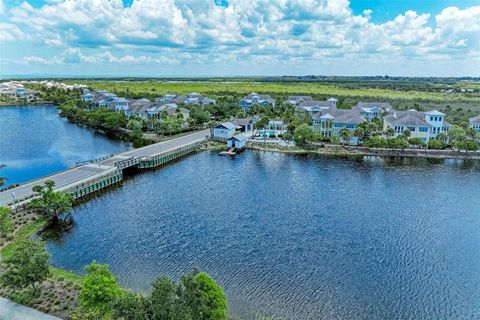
<box><xmin>339</xmin><ymin>128</ymin><xmax>352</xmax><ymax>145</ymax></box>
<box><xmin>149</xmin><ymin>276</ymin><xmax>183</xmax><ymax>320</ymax></box>
<box><xmin>1</xmin><ymin>240</ymin><xmax>51</xmax><ymax>293</ymax></box>
<box><xmin>0</xmin><ymin>206</ymin><xmax>15</xmax><ymax>237</ymax></box>
<box><xmin>180</xmin><ymin>270</ymin><xmax>227</xmax><ymax>320</ymax></box>
<box><xmin>79</xmin><ymin>262</ymin><xmax>123</xmax><ymax>316</ymax></box>
<box><xmin>111</xmin><ymin>291</ymin><xmax>147</xmax><ymax>320</ymax></box>
<box><xmin>293</xmin><ymin>124</ymin><xmax>311</xmax><ymax>145</ymax></box>
<box><xmin>447</xmin><ymin>125</ymin><xmax>466</xmax><ymax>143</ymax></box>
<box><xmin>466</xmin><ymin>127</ymin><xmax>478</xmax><ymax>140</ymax></box>
<box><xmin>255</xmin><ymin>116</ymin><xmax>270</xmax><ymax>132</ymax></box>
<box><xmin>384</xmin><ymin>126</ymin><xmax>395</xmax><ymax>139</ymax></box>
<box><xmin>400</xmin><ymin>128</ymin><xmax>411</xmax><ymax>140</ymax></box>
<box><xmin>28</xmin><ymin>180</ymin><xmax>73</xmax><ymax>220</ymax></box>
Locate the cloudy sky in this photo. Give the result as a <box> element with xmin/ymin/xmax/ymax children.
<box><xmin>0</xmin><ymin>0</ymin><xmax>479</xmax><ymax>77</ymax></box>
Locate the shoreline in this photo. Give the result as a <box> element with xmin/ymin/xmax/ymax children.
<box><xmin>247</xmin><ymin>142</ymin><xmax>480</xmax><ymax>160</ymax></box>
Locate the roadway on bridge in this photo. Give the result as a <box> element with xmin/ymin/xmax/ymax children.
<box><xmin>0</xmin><ymin>130</ymin><xmax>210</xmax><ymax>207</ymax></box>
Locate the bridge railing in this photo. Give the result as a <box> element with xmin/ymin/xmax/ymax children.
<box><xmin>76</xmin><ymin>154</ymin><xmax>114</xmax><ymax>166</ymax></box>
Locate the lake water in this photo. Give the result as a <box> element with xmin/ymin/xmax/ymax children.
<box><xmin>0</xmin><ymin>105</ymin><xmax>132</xmax><ymax>188</ymax></box>
<box><xmin>43</xmin><ymin>151</ymin><xmax>480</xmax><ymax>319</ymax></box>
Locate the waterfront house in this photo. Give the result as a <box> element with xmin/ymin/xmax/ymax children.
<box><xmin>353</xmin><ymin>102</ymin><xmax>393</xmax><ymax>120</ymax></box>
<box><xmin>469</xmin><ymin>115</ymin><xmax>480</xmax><ymax>133</ymax></box>
<box><xmin>312</xmin><ymin>108</ymin><xmax>366</xmax><ymax>143</ymax></box>
<box><xmin>213</xmin><ymin>122</ymin><xmax>236</xmax><ymax>139</ymax></box>
<box><xmin>227</xmin><ymin>134</ymin><xmax>247</xmax><ymax>150</ymax></box>
<box><xmin>383</xmin><ymin>109</ymin><xmax>450</xmax><ymax>142</ymax></box>
<box><xmin>239</xmin><ymin>93</ymin><xmax>275</xmax><ymax>109</ymax></box>
<box><xmin>297</xmin><ymin>100</ymin><xmax>336</xmax><ymax>116</ymax></box>
<box><xmin>107</xmin><ymin>97</ymin><xmax>129</xmax><ymax>112</ymax></box>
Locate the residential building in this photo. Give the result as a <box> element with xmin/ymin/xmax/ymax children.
<box><xmin>213</xmin><ymin>122</ymin><xmax>236</xmax><ymax>139</ymax></box>
<box><xmin>312</xmin><ymin>108</ymin><xmax>366</xmax><ymax>143</ymax></box>
<box><xmin>297</xmin><ymin>100</ymin><xmax>336</xmax><ymax>116</ymax></box>
<box><xmin>469</xmin><ymin>115</ymin><xmax>480</xmax><ymax>133</ymax></box>
<box><xmin>285</xmin><ymin>96</ymin><xmax>313</xmax><ymax>105</ymax></box>
<box><xmin>239</xmin><ymin>93</ymin><xmax>275</xmax><ymax>109</ymax></box>
<box><xmin>353</xmin><ymin>102</ymin><xmax>393</xmax><ymax>120</ymax></box>
<box><xmin>383</xmin><ymin>109</ymin><xmax>450</xmax><ymax>142</ymax></box>
<box><xmin>155</xmin><ymin>93</ymin><xmax>215</xmax><ymax>108</ymax></box>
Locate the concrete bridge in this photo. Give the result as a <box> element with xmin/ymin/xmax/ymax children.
<box><xmin>0</xmin><ymin>130</ymin><xmax>210</xmax><ymax>208</ymax></box>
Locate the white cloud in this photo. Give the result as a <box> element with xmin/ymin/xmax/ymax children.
<box><xmin>3</xmin><ymin>0</ymin><xmax>480</xmax><ymax>72</ymax></box>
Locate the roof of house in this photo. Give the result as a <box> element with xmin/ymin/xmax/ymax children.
<box><xmin>312</xmin><ymin>108</ymin><xmax>365</xmax><ymax>124</ymax></box>
<box><xmin>228</xmin><ymin>134</ymin><xmax>247</xmax><ymax>142</ymax></box>
<box><xmin>424</xmin><ymin>110</ymin><xmax>445</xmax><ymax>116</ymax></box>
<box><xmin>354</xmin><ymin>102</ymin><xmax>393</xmax><ymax>111</ymax></box>
<box><xmin>384</xmin><ymin>110</ymin><xmax>431</xmax><ymax>127</ymax></box>
<box><xmin>469</xmin><ymin>115</ymin><xmax>480</xmax><ymax>124</ymax></box>
<box><xmin>299</xmin><ymin>100</ymin><xmax>335</xmax><ymax>108</ymax></box>
<box><xmin>215</xmin><ymin>122</ymin><xmax>236</xmax><ymax>130</ymax></box>
<box><xmin>243</xmin><ymin>93</ymin><xmax>274</xmax><ymax>101</ymax></box>
<box><xmin>231</xmin><ymin>118</ymin><xmax>252</xmax><ymax>126</ymax></box>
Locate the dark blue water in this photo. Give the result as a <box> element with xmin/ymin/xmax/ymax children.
<box><xmin>0</xmin><ymin>106</ymin><xmax>132</xmax><ymax>187</ymax></box>
<box><xmin>44</xmin><ymin>151</ymin><xmax>480</xmax><ymax>319</ymax></box>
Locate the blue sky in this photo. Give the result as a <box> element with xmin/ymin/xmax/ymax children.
<box><xmin>0</xmin><ymin>0</ymin><xmax>479</xmax><ymax>77</ymax></box>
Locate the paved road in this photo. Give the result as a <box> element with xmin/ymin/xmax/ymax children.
<box><xmin>0</xmin><ymin>165</ymin><xmax>112</xmax><ymax>207</ymax></box>
<box><xmin>0</xmin><ymin>297</ymin><xmax>61</xmax><ymax>320</ymax></box>
<box><xmin>0</xmin><ymin>130</ymin><xmax>210</xmax><ymax>207</ymax></box>
<box><xmin>121</xmin><ymin>130</ymin><xmax>209</xmax><ymax>158</ymax></box>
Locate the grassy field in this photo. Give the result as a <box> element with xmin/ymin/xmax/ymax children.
<box><xmin>67</xmin><ymin>80</ymin><xmax>480</xmax><ymax>111</ymax></box>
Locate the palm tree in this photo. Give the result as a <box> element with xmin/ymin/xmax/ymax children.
<box><xmin>339</xmin><ymin>128</ymin><xmax>352</xmax><ymax>145</ymax></box>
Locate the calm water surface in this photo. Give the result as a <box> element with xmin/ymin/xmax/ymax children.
<box><xmin>0</xmin><ymin>105</ymin><xmax>132</xmax><ymax>187</ymax></box>
<box><xmin>44</xmin><ymin>151</ymin><xmax>480</xmax><ymax>319</ymax></box>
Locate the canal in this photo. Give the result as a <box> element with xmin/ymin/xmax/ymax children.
<box><xmin>0</xmin><ymin>105</ymin><xmax>132</xmax><ymax>188</ymax></box>
<box><xmin>42</xmin><ymin>151</ymin><xmax>480</xmax><ymax>319</ymax></box>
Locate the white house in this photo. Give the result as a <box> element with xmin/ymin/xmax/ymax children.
<box><xmin>213</xmin><ymin>122</ymin><xmax>236</xmax><ymax>139</ymax></box>
<box><xmin>383</xmin><ymin>109</ymin><xmax>450</xmax><ymax>142</ymax></box>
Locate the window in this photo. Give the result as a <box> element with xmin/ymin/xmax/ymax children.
<box><xmin>407</xmin><ymin>126</ymin><xmax>416</xmax><ymax>132</ymax></box>
<box><xmin>430</xmin><ymin>116</ymin><xmax>434</xmax><ymax>121</ymax></box>
<box><xmin>419</xmin><ymin>127</ymin><xmax>428</xmax><ymax>132</ymax></box>
<box><xmin>334</xmin><ymin>123</ymin><xmax>343</xmax><ymax>128</ymax></box>
<box><xmin>347</xmin><ymin>124</ymin><xmax>355</xmax><ymax>129</ymax></box>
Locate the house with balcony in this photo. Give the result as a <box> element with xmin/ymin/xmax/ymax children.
<box><xmin>469</xmin><ymin>115</ymin><xmax>480</xmax><ymax>133</ymax></box>
<box><xmin>239</xmin><ymin>93</ymin><xmax>275</xmax><ymax>109</ymax></box>
<box><xmin>353</xmin><ymin>102</ymin><xmax>393</xmax><ymax>120</ymax></box>
<box><xmin>311</xmin><ymin>108</ymin><xmax>366</xmax><ymax>143</ymax></box>
<box><xmin>383</xmin><ymin>109</ymin><xmax>450</xmax><ymax>142</ymax></box>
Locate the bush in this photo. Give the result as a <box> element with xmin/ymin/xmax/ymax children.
<box><xmin>453</xmin><ymin>140</ymin><xmax>479</xmax><ymax>151</ymax></box>
<box><xmin>408</xmin><ymin>137</ymin><xmax>426</xmax><ymax>147</ymax></box>
<box><xmin>364</xmin><ymin>136</ymin><xmax>386</xmax><ymax>148</ymax></box>
<box><xmin>428</xmin><ymin>139</ymin><xmax>445</xmax><ymax>149</ymax></box>
<box><xmin>386</xmin><ymin>138</ymin><xmax>409</xmax><ymax>149</ymax></box>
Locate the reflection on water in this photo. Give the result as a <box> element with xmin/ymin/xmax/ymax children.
<box><xmin>44</xmin><ymin>151</ymin><xmax>480</xmax><ymax>320</ymax></box>
<box><xmin>0</xmin><ymin>105</ymin><xmax>132</xmax><ymax>188</ymax></box>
